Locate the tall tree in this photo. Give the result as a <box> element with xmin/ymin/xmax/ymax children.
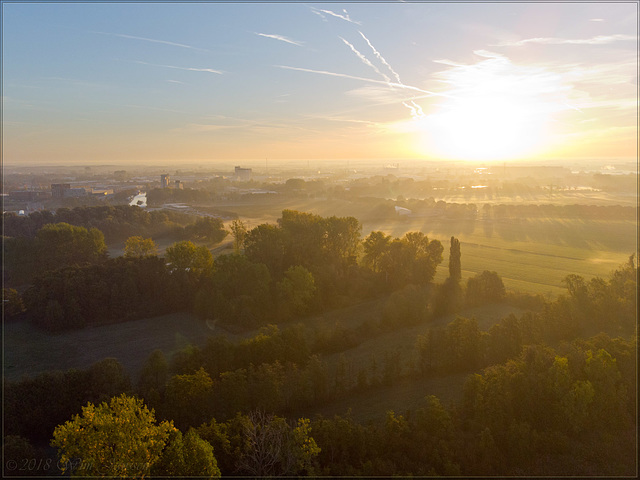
<box><xmin>229</xmin><ymin>219</ymin><xmax>248</xmax><ymax>254</ymax></box>
<box><xmin>449</xmin><ymin>236</ymin><xmax>461</xmax><ymax>282</ymax></box>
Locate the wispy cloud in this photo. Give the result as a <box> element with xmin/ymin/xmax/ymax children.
<box><xmin>494</xmin><ymin>33</ymin><xmax>636</xmax><ymax>47</ymax></box>
<box><xmin>310</xmin><ymin>7</ymin><xmax>361</xmax><ymax>25</ymax></box>
<box><xmin>255</xmin><ymin>32</ymin><xmax>304</xmax><ymax>46</ymax></box>
<box><xmin>92</xmin><ymin>31</ymin><xmax>207</xmax><ymax>51</ymax></box>
<box><xmin>131</xmin><ymin>60</ymin><xmax>223</xmax><ymax>75</ymax></box>
<box><xmin>276</xmin><ymin>65</ymin><xmax>449</xmax><ymax>97</ymax></box>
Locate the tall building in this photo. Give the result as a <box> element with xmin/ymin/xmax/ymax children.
<box><xmin>160</xmin><ymin>174</ymin><xmax>170</xmax><ymax>188</ymax></box>
<box><xmin>234</xmin><ymin>166</ymin><xmax>252</xmax><ymax>181</ymax></box>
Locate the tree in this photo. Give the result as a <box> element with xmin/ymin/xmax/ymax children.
<box><xmin>165</xmin><ymin>240</ymin><xmax>213</xmax><ymax>272</ymax></box>
<box><xmin>466</xmin><ymin>270</ymin><xmax>505</xmax><ymax>306</ymax></box>
<box><xmin>124</xmin><ymin>236</ymin><xmax>158</xmax><ymax>258</ymax></box>
<box><xmin>184</xmin><ymin>217</ymin><xmax>228</xmax><ymax>244</ymax></box>
<box><xmin>277</xmin><ymin>265</ymin><xmax>317</xmax><ymax>317</ymax></box>
<box><xmin>51</xmin><ymin>394</ymin><xmax>175</xmax><ymax>478</ymax></box>
<box><xmin>449</xmin><ymin>236</ymin><xmax>461</xmax><ymax>281</ymax></box>
<box><xmin>35</xmin><ymin>222</ymin><xmax>107</xmax><ymax>271</ymax></box>
<box><xmin>2</xmin><ymin>288</ymin><xmax>25</xmax><ymax>319</ymax></box>
<box><xmin>151</xmin><ymin>428</ymin><xmax>221</xmax><ymax>478</ymax></box>
<box><xmin>233</xmin><ymin>411</ymin><xmax>320</xmax><ymax>476</ymax></box>
<box><xmin>362</xmin><ymin>231</ymin><xmax>391</xmax><ymax>272</ymax></box>
<box><xmin>230</xmin><ymin>219</ymin><xmax>248</xmax><ymax>254</ymax></box>
<box><xmin>165</xmin><ymin>368</ymin><xmax>214</xmax><ymax>430</ymax></box>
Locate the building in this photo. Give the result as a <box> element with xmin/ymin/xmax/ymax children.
<box><xmin>161</xmin><ymin>174</ymin><xmax>170</xmax><ymax>188</ymax></box>
<box><xmin>51</xmin><ymin>183</ymin><xmax>71</xmax><ymax>198</ymax></box>
<box><xmin>234</xmin><ymin>166</ymin><xmax>252</xmax><ymax>181</ymax></box>
<box><xmin>174</xmin><ymin>180</ymin><xmax>184</xmax><ymax>190</ymax></box>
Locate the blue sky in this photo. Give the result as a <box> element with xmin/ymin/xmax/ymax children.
<box><xmin>2</xmin><ymin>1</ymin><xmax>637</xmax><ymax>165</ymax></box>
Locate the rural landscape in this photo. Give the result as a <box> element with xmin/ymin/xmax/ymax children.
<box><xmin>2</xmin><ymin>1</ymin><xmax>638</xmax><ymax>478</ymax></box>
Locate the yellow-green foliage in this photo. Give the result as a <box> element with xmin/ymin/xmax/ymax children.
<box><xmin>51</xmin><ymin>394</ymin><xmax>175</xmax><ymax>478</ymax></box>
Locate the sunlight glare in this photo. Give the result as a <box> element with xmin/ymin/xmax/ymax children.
<box><xmin>414</xmin><ymin>52</ymin><xmax>562</xmax><ymax>161</ymax></box>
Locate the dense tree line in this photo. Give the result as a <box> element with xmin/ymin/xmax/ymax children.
<box><xmin>23</xmin><ymin>256</ymin><xmax>188</xmax><ymax>331</ymax></box>
<box><xmin>4</xmin><ymin>256</ymin><xmax>636</xmax><ymax>476</ymax></box>
<box><xmin>3</xmin><ymin>205</ymin><xmax>228</xmax><ymax>247</ymax></box>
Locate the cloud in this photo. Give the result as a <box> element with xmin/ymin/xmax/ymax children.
<box><xmin>92</xmin><ymin>31</ymin><xmax>207</xmax><ymax>51</ymax></box>
<box><xmin>493</xmin><ymin>34</ymin><xmax>636</xmax><ymax>47</ymax></box>
<box><xmin>131</xmin><ymin>60</ymin><xmax>223</xmax><ymax>74</ymax></box>
<box><xmin>277</xmin><ymin>65</ymin><xmax>449</xmax><ymax>97</ymax></box>
<box><xmin>310</xmin><ymin>7</ymin><xmax>361</xmax><ymax>25</ymax></box>
<box><xmin>255</xmin><ymin>32</ymin><xmax>304</xmax><ymax>46</ymax></box>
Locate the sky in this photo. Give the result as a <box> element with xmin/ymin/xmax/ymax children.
<box><xmin>2</xmin><ymin>1</ymin><xmax>638</xmax><ymax>166</ymax></box>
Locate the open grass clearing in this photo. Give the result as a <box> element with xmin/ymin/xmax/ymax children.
<box><xmin>320</xmin><ymin>303</ymin><xmax>527</xmax><ymax>377</ymax></box>
<box><xmin>3</xmin><ymin>312</ymin><xmax>225</xmax><ymax>382</ymax></box>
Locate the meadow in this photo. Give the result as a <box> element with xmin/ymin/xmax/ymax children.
<box><xmin>222</xmin><ymin>195</ymin><xmax>635</xmax><ymax>297</ymax></box>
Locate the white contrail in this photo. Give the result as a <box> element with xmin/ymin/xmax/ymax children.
<box><xmin>92</xmin><ymin>31</ymin><xmax>207</xmax><ymax>51</ymax></box>
<box><xmin>131</xmin><ymin>60</ymin><xmax>223</xmax><ymax>74</ymax></box>
<box><xmin>358</xmin><ymin>31</ymin><xmax>402</xmax><ymax>84</ymax></box>
<box><xmin>255</xmin><ymin>33</ymin><xmax>304</xmax><ymax>46</ymax></box>
<box><xmin>340</xmin><ymin>37</ymin><xmax>391</xmax><ymax>83</ymax></box>
<box><xmin>357</xmin><ymin>31</ymin><xmax>426</xmax><ymax>118</ymax></box>
<box><xmin>277</xmin><ymin>65</ymin><xmax>449</xmax><ymax>97</ymax></box>
<box><xmin>311</xmin><ymin>7</ymin><xmax>362</xmax><ymax>25</ymax></box>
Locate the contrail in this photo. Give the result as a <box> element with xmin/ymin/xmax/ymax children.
<box><xmin>255</xmin><ymin>32</ymin><xmax>304</xmax><ymax>47</ymax></box>
<box><xmin>92</xmin><ymin>31</ymin><xmax>207</xmax><ymax>51</ymax></box>
<box><xmin>340</xmin><ymin>37</ymin><xmax>391</xmax><ymax>83</ymax></box>
<box><xmin>131</xmin><ymin>60</ymin><xmax>223</xmax><ymax>74</ymax></box>
<box><xmin>358</xmin><ymin>31</ymin><xmax>402</xmax><ymax>84</ymax></box>
<box><xmin>357</xmin><ymin>31</ymin><xmax>426</xmax><ymax>118</ymax></box>
<box><xmin>277</xmin><ymin>65</ymin><xmax>450</xmax><ymax>97</ymax></box>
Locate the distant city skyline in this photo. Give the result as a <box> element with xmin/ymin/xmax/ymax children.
<box><xmin>2</xmin><ymin>1</ymin><xmax>637</xmax><ymax>165</ymax></box>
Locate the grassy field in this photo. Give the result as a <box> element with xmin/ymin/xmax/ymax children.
<box><xmin>3</xmin><ymin>313</ymin><xmax>224</xmax><ymax>382</ymax></box>
<box><xmin>225</xmin><ymin>196</ymin><xmax>635</xmax><ymax>297</ymax></box>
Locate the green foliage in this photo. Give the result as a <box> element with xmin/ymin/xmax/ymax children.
<box><xmin>2</xmin><ymin>288</ymin><xmax>25</xmax><ymax>318</ymax></box>
<box><xmin>152</xmin><ymin>428</ymin><xmax>221</xmax><ymax>478</ymax></box>
<box><xmin>362</xmin><ymin>231</ymin><xmax>391</xmax><ymax>272</ymax></box>
<box><xmin>4</xmin><ymin>359</ymin><xmax>132</xmax><ymax>445</ymax></box>
<box><xmin>449</xmin><ymin>236</ymin><xmax>462</xmax><ymax>281</ymax></box>
<box><xmin>51</xmin><ymin>394</ymin><xmax>175</xmax><ymax>478</ymax></box>
<box><xmin>466</xmin><ymin>270</ymin><xmax>506</xmax><ymax>306</ymax></box>
<box><xmin>23</xmin><ymin>256</ymin><xmax>182</xmax><ymax>331</ymax></box>
<box><xmin>165</xmin><ymin>240</ymin><xmax>213</xmax><ymax>272</ymax></box>
<box><xmin>195</xmin><ymin>254</ymin><xmax>271</xmax><ymax>328</ymax></box>
<box><xmin>165</xmin><ymin>368</ymin><xmax>214</xmax><ymax>430</ymax></box>
<box><xmin>277</xmin><ymin>265</ymin><xmax>317</xmax><ymax>318</ymax></box>
<box><xmin>37</xmin><ymin>222</ymin><xmax>107</xmax><ymax>269</ymax></box>
<box><xmin>184</xmin><ymin>216</ymin><xmax>227</xmax><ymax>244</ymax></box>
<box><xmin>124</xmin><ymin>236</ymin><xmax>158</xmax><ymax>258</ymax></box>
<box><xmin>374</xmin><ymin>231</ymin><xmax>444</xmax><ymax>289</ymax></box>
<box><xmin>229</xmin><ymin>219</ymin><xmax>247</xmax><ymax>253</ymax></box>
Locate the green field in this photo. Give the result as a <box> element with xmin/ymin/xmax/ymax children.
<box><xmin>222</xmin><ymin>196</ymin><xmax>636</xmax><ymax>297</ymax></box>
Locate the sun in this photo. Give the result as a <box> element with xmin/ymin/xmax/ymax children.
<box><xmin>410</xmin><ymin>52</ymin><xmax>562</xmax><ymax>161</ymax></box>
<box><xmin>415</xmin><ymin>93</ymin><xmax>549</xmax><ymax>161</ymax></box>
